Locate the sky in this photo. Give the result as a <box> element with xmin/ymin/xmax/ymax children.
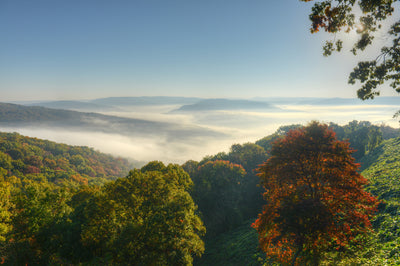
<box><xmin>1</xmin><ymin>0</ymin><xmax>397</xmax><ymax>102</ymax></box>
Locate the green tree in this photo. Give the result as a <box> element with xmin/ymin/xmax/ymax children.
<box><xmin>0</xmin><ymin>169</ymin><xmax>14</xmax><ymax>247</ymax></box>
<box><xmin>81</xmin><ymin>162</ymin><xmax>205</xmax><ymax>265</ymax></box>
<box><xmin>191</xmin><ymin>160</ymin><xmax>246</xmax><ymax>237</ymax></box>
<box><xmin>301</xmin><ymin>0</ymin><xmax>399</xmax><ymax>105</ymax></box>
<box><xmin>256</xmin><ymin>124</ymin><xmax>302</xmax><ymax>153</ymax></box>
<box><xmin>182</xmin><ymin>160</ymin><xmax>200</xmax><ymax>178</ymax></box>
<box><xmin>196</xmin><ymin>143</ymin><xmax>268</xmax><ymax>221</ymax></box>
<box><xmin>6</xmin><ymin>181</ymin><xmax>72</xmax><ymax>265</ymax></box>
<box><xmin>227</xmin><ymin>143</ymin><xmax>268</xmax><ymax>218</ymax></box>
<box><xmin>228</xmin><ymin>143</ymin><xmax>267</xmax><ymax>173</ymax></box>
<box><xmin>0</xmin><ymin>151</ymin><xmax>13</xmax><ymax>171</ymax></box>
<box><xmin>329</xmin><ymin>121</ymin><xmax>383</xmax><ymax>160</ymax></box>
<box><xmin>70</xmin><ymin>154</ymin><xmax>86</xmax><ymax>167</ymax></box>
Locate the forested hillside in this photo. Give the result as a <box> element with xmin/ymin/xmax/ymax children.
<box><xmin>1</xmin><ymin>121</ymin><xmax>400</xmax><ymax>265</ymax></box>
<box><xmin>357</xmin><ymin>137</ymin><xmax>400</xmax><ymax>264</ymax></box>
<box><xmin>0</xmin><ymin>160</ymin><xmax>204</xmax><ymax>264</ymax></box>
<box><xmin>194</xmin><ymin>122</ymin><xmax>400</xmax><ymax>265</ymax></box>
<box><xmin>0</xmin><ymin>102</ymin><xmax>173</xmax><ymax>132</ymax></box>
<box><xmin>0</xmin><ymin>133</ymin><xmax>204</xmax><ymax>264</ymax></box>
<box><xmin>0</xmin><ymin>102</ymin><xmax>223</xmax><ymax>142</ymax></box>
<box><xmin>0</xmin><ymin>131</ymin><xmax>134</xmax><ymax>185</ymax></box>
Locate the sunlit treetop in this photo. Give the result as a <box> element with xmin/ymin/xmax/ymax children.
<box><xmin>253</xmin><ymin>122</ymin><xmax>379</xmax><ymax>265</ymax></box>
<box><xmin>301</xmin><ymin>0</ymin><xmax>400</xmax><ymax>103</ymax></box>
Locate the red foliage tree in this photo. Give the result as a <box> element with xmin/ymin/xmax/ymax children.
<box><xmin>25</xmin><ymin>165</ymin><xmax>40</xmax><ymax>174</ymax></box>
<box><xmin>252</xmin><ymin>122</ymin><xmax>378</xmax><ymax>265</ymax></box>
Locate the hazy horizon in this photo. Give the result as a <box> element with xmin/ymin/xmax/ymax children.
<box><xmin>1</xmin><ymin>96</ymin><xmax>398</xmax><ymax>165</ymax></box>
<box><xmin>1</xmin><ymin>1</ymin><xmax>399</xmax><ymax>102</ymax></box>
<box><xmin>1</xmin><ymin>1</ymin><xmax>399</xmax><ymax>164</ymax></box>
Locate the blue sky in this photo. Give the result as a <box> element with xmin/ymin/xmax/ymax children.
<box><xmin>0</xmin><ymin>0</ymin><xmax>395</xmax><ymax>101</ymax></box>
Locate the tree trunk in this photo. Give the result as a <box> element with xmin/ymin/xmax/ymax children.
<box><xmin>291</xmin><ymin>245</ymin><xmax>302</xmax><ymax>266</ymax></box>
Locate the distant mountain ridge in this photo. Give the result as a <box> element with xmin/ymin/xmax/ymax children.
<box><xmin>91</xmin><ymin>96</ymin><xmax>202</xmax><ymax>106</ymax></box>
<box><xmin>171</xmin><ymin>98</ymin><xmax>279</xmax><ymax>112</ymax></box>
<box><xmin>16</xmin><ymin>96</ymin><xmax>400</xmax><ymax>114</ymax></box>
<box><xmin>17</xmin><ymin>96</ymin><xmax>203</xmax><ymax>113</ymax></box>
<box><xmin>255</xmin><ymin>96</ymin><xmax>400</xmax><ymax>106</ymax></box>
<box><xmin>18</xmin><ymin>96</ymin><xmax>200</xmax><ymax>112</ymax></box>
<box><xmin>28</xmin><ymin>100</ymin><xmax>117</xmax><ymax>112</ymax></box>
<box><xmin>0</xmin><ymin>102</ymin><xmax>225</xmax><ymax>141</ymax></box>
<box><xmin>0</xmin><ymin>102</ymin><xmax>155</xmax><ymax>124</ymax></box>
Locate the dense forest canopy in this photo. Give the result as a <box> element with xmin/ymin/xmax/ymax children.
<box><xmin>0</xmin><ymin>160</ymin><xmax>205</xmax><ymax>265</ymax></box>
<box><xmin>0</xmin><ymin>120</ymin><xmax>400</xmax><ymax>265</ymax></box>
<box><xmin>0</xmin><ymin>131</ymin><xmax>133</xmax><ymax>186</ymax></box>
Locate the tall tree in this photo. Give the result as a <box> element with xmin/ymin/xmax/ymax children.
<box><xmin>301</xmin><ymin>0</ymin><xmax>399</xmax><ymax>106</ymax></box>
<box><xmin>253</xmin><ymin>122</ymin><xmax>378</xmax><ymax>265</ymax></box>
<box><xmin>81</xmin><ymin>162</ymin><xmax>205</xmax><ymax>265</ymax></box>
<box><xmin>191</xmin><ymin>160</ymin><xmax>246</xmax><ymax>236</ymax></box>
<box><xmin>195</xmin><ymin>142</ymin><xmax>268</xmax><ymax>220</ymax></box>
<box><xmin>329</xmin><ymin>121</ymin><xmax>383</xmax><ymax>160</ymax></box>
<box><xmin>0</xmin><ymin>169</ymin><xmax>14</xmax><ymax>260</ymax></box>
<box><xmin>6</xmin><ymin>180</ymin><xmax>72</xmax><ymax>265</ymax></box>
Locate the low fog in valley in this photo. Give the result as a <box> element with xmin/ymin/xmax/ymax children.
<box><xmin>1</xmin><ymin>97</ymin><xmax>398</xmax><ymax>165</ymax></box>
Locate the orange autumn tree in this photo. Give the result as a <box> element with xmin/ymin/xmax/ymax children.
<box><xmin>252</xmin><ymin>121</ymin><xmax>378</xmax><ymax>265</ymax></box>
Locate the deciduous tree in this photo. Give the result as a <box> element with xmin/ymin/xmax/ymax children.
<box><xmin>301</xmin><ymin>0</ymin><xmax>399</xmax><ymax>106</ymax></box>
<box><xmin>252</xmin><ymin>122</ymin><xmax>378</xmax><ymax>265</ymax></box>
<box><xmin>81</xmin><ymin>161</ymin><xmax>205</xmax><ymax>265</ymax></box>
<box><xmin>191</xmin><ymin>160</ymin><xmax>246</xmax><ymax>236</ymax></box>
<box><xmin>0</xmin><ymin>169</ymin><xmax>14</xmax><ymax>254</ymax></box>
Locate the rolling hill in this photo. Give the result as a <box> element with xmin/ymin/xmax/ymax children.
<box><xmin>28</xmin><ymin>100</ymin><xmax>117</xmax><ymax>112</ymax></box>
<box><xmin>0</xmin><ymin>131</ymin><xmax>134</xmax><ymax>185</ymax></box>
<box><xmin>171</xmin><ymin>98</ymin><xmax>279</xmax><ymax>112</ymax></box>
<box><xmin>0</xmin><ymin>102</ymin><xmax>225</xmax><ymax>141</ymax></box>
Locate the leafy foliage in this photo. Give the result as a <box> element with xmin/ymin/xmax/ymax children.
<box><xmin>318</xmin><ymin>136</ymin><xmax>400</xmax><ymax>265</ymax></box>
<box><xmin>329</xmin><ymin>120</ymin><xmax>383</xmax><ymax>160</ymax></box>
<box><xmin>253</xmin><ymin>122</ymin><xmax>378</xmax><ymax>265</ymax></box>
<box><xmin>257</xmin><ymin>121</ymin><xmax>384</xmax><ymax>161</ymax></box>
<box><xmin>80</xmin><ymin>162</ymin><xmax>205</xmax><ymax>265</ymax></box>
<box><xmin>0</xmin><ymin>172</ymin><xmax>14</xmax><ymax>245</ymax></box>
<box><xmin>184</xmin><ymin>142</ymin><xmax>268</xmax><ymax>238</ymax></box>
<box><xmin>203</xmin><ymin>143</ymin><xmax>268</xmax><ymax>218</ymax></box>
<box><xmin>301</xmin><ymin>0</ymin><xmax>400</xmax><ymax>102</ymax></box>
<box><xmin>0</xmin><ymin>131</ymin><xmax>133</xmax><ymax>185</ymax></box>
<box><xmin>6</xmin><ymin>180</ymin><xmax>72</xmax><ymax>265</ymax></box>
<box><xmin>196</xmin><ymin>219</ymin><xmax>266</xmax><ymax>266</ymax></box>
<box><xmin>357</xmin><ymin>137</ymin><xmax>400</xmax><ymax>263</ymax></box>
<box><xmin>255</xmin><ymin>124</ymin><xmax>302</xmax><ymax>154</ymax></box>
<box><xmin>0</xmin><ymin>121</ymin><xmax>399</xmax><ymax>265</ymax></box>
<box><xmin>1</xmin><ymin>161</ymin><xmax>204</xmax><ymax>265</ymax></box>
<box><xmin>190</xmin><ymin>160</ymin><xmax>246</xmax><ymax>237</ymax></box>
